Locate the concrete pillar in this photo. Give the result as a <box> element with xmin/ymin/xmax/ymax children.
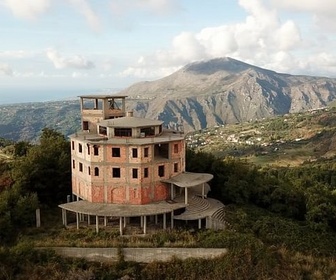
<box><xmin>155</xmin><ymin>215</ymin><xmax>158</xmax><ymax>225</ymax></box>
<box><xmin>61</xmin><ymin>209</ymin><xmax>65</xmax><ymax>225</ymax></box>
<box><xmin>198</xmin><ymin>218</ymin><xmax>202</xmax><ymax>229</ymax></box>
<box><xmin>104</xmin><ymin>216</ymin><xmax>107</xmax><ymax>227</ymax></box>
<box><xmin>64</xmin><ymin>209</ymin><xmax>67</xmax><ymax>226</ymax></box>
<box><xmin>170</xmin><ymin>183</ymin><xmax>174</xmax><ymax>200</ymax></box>
<box><xmin>171</xmin><ymin>211</ymin><xmax>174</xmax><ymax>229</ymax></box>
<box><xmin>123</xmin><ymin>216</ymin><xmax>127</xmax><ymax>228</ymax></box>
<box><xmin>119</xmin><ymin>217</ymin><xmax>123</xmax><ymax>236</ymax></box>
<box><xmin>35</xmin><ymin>208</ymin><xmax>41</xmax><ymax>228</ymax></box>
<box><xmin>163</xmin><ymin>213</ymin><xmax>166</xmax><ymax>229</ymax></box>
<box><xmin>76</xmin><ymin>212</ymin><xmax>79</xmax><ymax>230</ymax></box>
<box><xmin>88</xmin><ymin>215</ymin><xmax>90</xmax><ymax>226</ymax></box>
<box><xmin>185</xmin><ymin>188</ymin><xmax>188</xmax><ymax>204</ymax></box>
<box><xmin>96</xmin><ymin>215</ymin><xmax>99</xmax><ymax>233</ymax></box>
<box><xmin>143</xmin><ymin>216</ymin><xmax>147</xmax><ymax>234</ymax></box>
<box><xmin>202</xmin><ymin>183</ymin><xmax>205</xmax><ymax>198</ymax></box>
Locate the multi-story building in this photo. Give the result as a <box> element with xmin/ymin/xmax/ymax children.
<box><xmin>59</xmin><ymin>95</ymin><xmax>225</xmax><ymax>234</ymax></box>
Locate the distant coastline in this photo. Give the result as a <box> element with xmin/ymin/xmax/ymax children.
<box><xmin>0</xmin><ymin>88</ymin><xmax>122</xmax><ymax>105</ymax></box>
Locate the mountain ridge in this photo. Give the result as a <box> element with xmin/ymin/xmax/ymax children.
<box><xmin>120</xmin><ymin>57</ymin><xmax>336</xmax><ymax>131</ymax></box>
<box><xmin>1</xmin><ymin>57</ymin><xmax>336</xmax><ymax>141</ymax></box>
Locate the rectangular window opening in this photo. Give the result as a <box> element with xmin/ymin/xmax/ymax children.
<box><xmin>158</xmin><ymin>165</ymin><xmax>165</xmax><ymax>177</ymax></box>
<box><xmin>132</xmin><ymin>168</ymin><xmax>138</xmax><ymax>179</ymax></box>
<box><xmin>83</xmin><ymin>121</ymin><xmax>89</xmax><ymax>130</ymax></box>
<box><xmin>144</xmin><ymin>167</ymin><xmax>149</xmax><ymax>178</ymax></box>
<box><xmin>132</xmin><ymin>148</ymin><xmax>138</xmax><ymax>158</ymax></box>
<box><xmin>144</xmin><ymin>147</ymin><xmax>149</xmax><ymax>158</ymax></box>
<box><xmin>112</xmin><ymin>168</ymin><xmax>121</xmax><ymax>178</ymax></box>
<box><xmin>112</xmin><ymin>147</ymin><xmax>121</xmax><ymax>157</ymax></box>
<box><xmin>174</xmin><ymin>162</ymin><xmax>178</xmax><ymax>173</ymax></box>
<box><xmin>93</xmin><ymin>145</ymin><xmax>99</xmax><ymax>156</ymax></box>
<box><xmin>115</xmin><ymin>128</ymin><xmax>132</xmax><ymax>137</ymax></box>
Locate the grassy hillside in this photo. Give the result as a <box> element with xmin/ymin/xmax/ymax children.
<box><xmin>0</xmin><ymin>100</ymin><xmax>81</xmax><ymax>142</ymax></box>
<box><xmin>187</xmin><ymin>107</ymin><xmax>336</xmax><ymax>166</ymax></box>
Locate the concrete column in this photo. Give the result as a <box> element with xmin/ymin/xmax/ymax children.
<box><xmin>104</xmin><ymin>216</ymin><xmax>107</xmax><ymax>227</ymax></box>
<box><xmin>170</xmin><ymin>183</ymin><xmax>174</xmax><ymax>200</ymax></box>
<box><xmin>163</xmin><ymin>213</ymin><xmax>166</xmax><ymax>229</ymax></box>
<box><xmin>171</xmin><ymin>211</ymin><xmax>174</xmax><ymax>229</ymax></box>
<box><xmin>119</xmin><ymin>217</ymin><xmax>123</xmax><ymax>236</ymax></box>
<box><xmin>185</xmin><ymin>188</ymin><xmax>188</xmax><ymax>204</ymax></box>
<box><xmin>123</xmin><ymin>216</ymin><xmax>127</xmax><ymax>228</ymax></box>
<box><xmin>143</xmin><ymin>216</ymin><xmax>147</xmax><ymax>234</ymax></box>
<box><xmin>76</xmin><ymin>212</ymin><xmax>79</xmax><ymax>230</ymax></box>
<box><xmin>88</xmin><ymin>215</ymin><xmax>90</xmax><ymax>226</ymax></box>
<box><xmin>155</xmin><ymin>215</ymin><xmax>158</xmax><ymax>225</ymax></box>
<box><xmin>35</xmin><ymin>208</ymin><xmax>41</xmax><ymax>228</ymax></box>
<box><xmin>61</xmin><ymin>209</ymin><xmax>65</xmax><ymax>225</ymax></box>
<box><xmin>202</xmin><ymin>183</ymin><xmax>205</xmax><ymax>198</ymax></box>
<box><xmin>96</xmin><ymin>215</ymin><xmax>99</xmax><ymax>233</ymax></box>
<box><xmin>198</xmin><ymin>218</ymin><xmax>202</xmax><ymax>229</ymax></box>
<box><xmin>64</xmin><ymin>209</ymin><xmax>67</xmax><ymax>226</ymax></box>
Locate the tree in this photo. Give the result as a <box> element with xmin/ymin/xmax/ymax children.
<box><xmin>12</xmin><ymin>128</ymin><xmax>71</xmax><ymax>204</ymax></box>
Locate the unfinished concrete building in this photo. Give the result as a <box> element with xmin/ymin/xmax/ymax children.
<box><xmin>59</xmin><ymin>95</ymin><xmax>225</xmax><ymax>234</ymax></box>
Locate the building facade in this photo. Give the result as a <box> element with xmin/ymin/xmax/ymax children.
<box><xmin>59</xmin><ymin>94</ymin><xmax>225</xmax><ymax>234</ymax></box>
<box><xmin>70</xmin><ymin>95</ymin><xmax>185</xmax><ymax>205</ymax></box>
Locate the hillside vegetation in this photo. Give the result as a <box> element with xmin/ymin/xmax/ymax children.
<box><xmin>187</xmin><ymin>107</ymin><xmax>336</xmax><ymax>166</ymax></box>
<box><xmin>0</xmin><ymin>113</ymin><xmax>336</xmax><ymax>278</ymax></box>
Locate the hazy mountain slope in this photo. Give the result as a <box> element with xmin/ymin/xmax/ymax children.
<box><xmin>121</xmin><ymin>57</ymin><xmax>336</xmax><ymax>131</ymax></box>
<box><xmin>1</xmin><ymin>57</ymin><xmax>336</xmax><ymax>142</ymax></box>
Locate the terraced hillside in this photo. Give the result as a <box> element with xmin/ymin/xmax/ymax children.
<box><xmin>186</xmin><ymin>107</ymin><xmax>336</xmax><ymax>166</ymax></box>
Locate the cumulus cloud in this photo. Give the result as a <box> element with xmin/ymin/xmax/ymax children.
<box><xmin>0</xmin><ymin>63</ymin><xmax>13</xmax><ymax>76</ymax></box>
<box><xmin>110</xmin><ymin>0</ymin><xmax>180</xmax><ymax>16</ymax></box>
<box><xmin>271</xmin><ymin>0</ymin><xmax>336</xmax><ymax>31</ymax></box>
<box><xmin>46</xmin><ymin>49</ymin><xmax>95</xmax><ymax>70</ymax></box>
<box><xmin>121</xmin><ymin>0</ymin><xmax>304</xmax><ymax>78</ymax></box>
<box><xmin>3</xmin><ymin>0</ymin><xmax>50</xmax><ymax>20</ymax></box>
<box><xmin>67</xmin><ymin>0</ymin><xmax>101</xmax><ymax>31</ymax></box>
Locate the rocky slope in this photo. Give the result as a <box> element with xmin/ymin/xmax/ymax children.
<box><xmin>121</xmin><ymin>57</ymin><xmax>336</xmax><ymax>132</ymax></box>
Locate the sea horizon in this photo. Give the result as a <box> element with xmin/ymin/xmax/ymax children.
<box><xmin>0</xmin><ymin>88</ymin><xmax>123</xmax><ymax>105</ymax></box>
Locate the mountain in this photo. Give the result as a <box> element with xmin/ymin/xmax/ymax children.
<box><xmin>122</xmin><ymin>57</ymin><xmax>336</xmax><ymax>131</ymax></box>
<box><xmin>1</xmin><ymin>57</ymin><xmax>336</xmax><ymax>142</ymax></box>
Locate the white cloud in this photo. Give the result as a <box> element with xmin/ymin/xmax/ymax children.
<box><xmin>46</xmin><ymin>49</ymin><xmax>95</xmax><ymax>70</ymax></box>
<box><xmin>67</xmin><ymin>0</ymin><xmax>101</xmax><ymax>31</ymax></box>
<box><xmin>121</xmin><ymin>0</ymin><xmax>304</xmax><ymax>78</ymax></box>
<box><xmin>110</xmin><ymin>0</ymin><xmax>180</xmax><ymax>16</ymax></box>
<box><xmin>3</xmin><ymin>0</ymin><xmax>50</xmax><ymax>20</ymax></box>
<box><xmin>0</xmin><ymin>63</ymin><xmax>13</xmax><ymax>76</ymax></box>
<box><xmin>271</xmin><ymin>0</ymin><xmax>336</xmax><ymax>31</ymax></box>
<box><xmin>0</xmin><ymin>50</ymin><xmax>35</xmax><ymax>59</ymax></box>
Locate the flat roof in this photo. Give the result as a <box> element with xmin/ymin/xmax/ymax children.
<box><xmin>100</xmin><ymin>116</ymin><xmax>163</xmax><ymax>128</ymax></box>
<box><xmin>70</xmin><ymin>129</ymin><xmax>185</xmax><ymax>145</ymax></box>
<box><xmin>162</xmin><ymin>172</ymin><xmax>214</xmax><ymax>188</ymax></box>
<box><xmin>59</xmin><ymin>200</ymin><xmax>186</xmax><ymax>217</ymax></box>
<box><xmin>79</xmin><ymin>95</ymin><xmax>128</xmax><ymax>99</ymax></box>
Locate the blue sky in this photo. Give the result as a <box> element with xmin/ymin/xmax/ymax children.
<box><xmin>1</xmin><ymin>0</ymin><xmax>336</xmax><ymax>103</ymax></box>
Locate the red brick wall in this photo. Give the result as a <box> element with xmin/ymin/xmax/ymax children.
<box><xmin>91</xmin><ymin>185</ymin><xmax>104</xmax><ymax>203</ymax></box>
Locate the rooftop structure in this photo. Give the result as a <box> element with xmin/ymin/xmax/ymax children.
<box><xmin>59</xmin><ymin>94</ymin><xmax>225</xmax><ymax>234</ymax></box>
